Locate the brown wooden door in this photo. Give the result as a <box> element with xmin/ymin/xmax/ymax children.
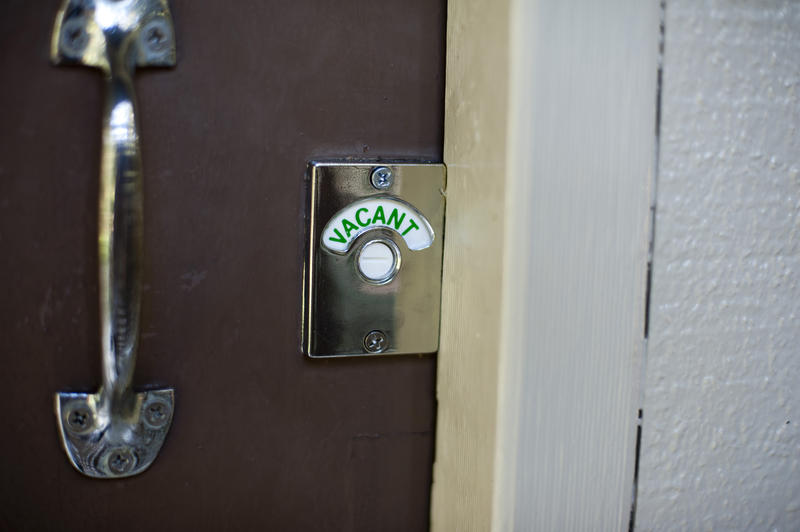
<box><xmin>0</xmin><ymin>1</ymin><xmax>444</xmax><ymax>529</ymax></box>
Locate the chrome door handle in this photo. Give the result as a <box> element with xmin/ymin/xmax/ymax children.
<box><xmin>51</xmin><ymin>0</ymin><xmax>176</xmax><ymax>478</ymax></box>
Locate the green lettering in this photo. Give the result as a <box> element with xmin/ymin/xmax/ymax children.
<box><xmin>342</xmin><ymin>218</ymin><xmax>359</xmax><ymax>238</ymax></box>
<box><xmin>372</xmin><ymin>205</ymin><xmax>386</xmax><ymax>224</ymax></box>
<box><xmin>387</xmin><ymin>208</ymin><xmax>406</xmax><ymax>230</ymax></box>
<box><xmin>402</xmin><ymin>218</ymin><xmax>420</xmax><ymax>236</ymax></box>
<box><xmin>328</xmin><ymin>228</ymin><xmax>346</xmax><ymax>243</ymax></box>
<box><xmin>355</xmin><ymin>207</ymin><xmax>371</xmax><ymax>227</ymax></box>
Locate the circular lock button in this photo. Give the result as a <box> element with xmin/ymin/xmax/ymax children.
<box><xmin>357</xmin><ymin>239</ymin><xmax>400</xmax><ymax>284</ymax></box>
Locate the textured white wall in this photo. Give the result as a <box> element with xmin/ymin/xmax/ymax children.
<box><xmin>637</xmin><ymin>0</ymin><xmax>800</xmax><ymax>530</ymax></box>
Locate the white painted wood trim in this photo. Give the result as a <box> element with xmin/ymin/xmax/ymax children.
<box><xmin>431</xmin><ymin>0</ymin><xmax>660</xmax><ymax>529</ymax></box>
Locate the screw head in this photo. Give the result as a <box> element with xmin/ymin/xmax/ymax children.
<box><xmin>364</xmin><ymin>330</ymin><xmax>388</xmax><ymax>353</ymax></box>
<box><xmin>65</xmin><ymin>405</ymin><xmax>93</xmax><ymax>434</ymax></box>
<box><xmin>105</xmin><ymin>447</ymin><xmax>136</xmax><ymax>476</ymax></box>
<box><xmin>143</xmin><ymin>400</ymin><xmax>171</xmax><ymax>429</ymax></box>
<box><xmin>60</xmin><ymin>19</ymin><xmax>89</xmax><ymax>56</ymax></box>
<box><xmin>370</xmin><ymin>167</ymin><xmax>393</xmax><ymax>190</ymax></box>
<box><xmin>141</xmin><ymin>19</ymin><xmax>172</xmax><ymax>54</ymax></box>
<box><xmin>146</xmin><ymin>27</ymin><xmax>167</xmax><ymax>50</ymax></box>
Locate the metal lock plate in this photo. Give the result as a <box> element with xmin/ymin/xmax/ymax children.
<box><xmin>303</xmin><ymin>162</ymin><xmax>446</xmax><ymax>357</ymax></box>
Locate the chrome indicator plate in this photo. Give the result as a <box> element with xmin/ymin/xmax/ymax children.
<box><xmin>303</xmin><ymin>162</ymin><xmax>446</xmax><ymax>358</ymax></box>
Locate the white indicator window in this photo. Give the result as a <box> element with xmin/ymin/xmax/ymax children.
<box><xmin>357</xmin><ymin>240</ymin><xmax>399</xmax><ymax>283</ymax></box>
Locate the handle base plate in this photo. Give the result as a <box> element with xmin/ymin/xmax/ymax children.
<box><xmin>55</xmin><ymin>388</ymin><xmax>174</xmax><ymax>479</ymax></box>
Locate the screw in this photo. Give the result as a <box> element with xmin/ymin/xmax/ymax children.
<box><xmin>106</xmin><ymin>447</ymin><xmax>136</xmax><ymax>475</ymax></box>
<box><xmin>143</xmin><ymin>400</ymin><xmax>170</xmax><ymax>428</ymax></box>
<box><xmin>65</xmin><ymin>406</ymin><xmax>93</xmax><ymax>433</ymax></box>
<box><xmin>142</xmin><ymin>20</ymin><xmax>171</xmax><ymax>53</ymax></box>
<box><xmin>364</xmin><ymin>330</ymin><xmax>388</xmax><ymax>353</ymax></box>
<box><xmin>60</xmin><ymin>19</ymin><xmax>89</xmax><ymax>56</ymax></box>
<box><xmin>147</xmin><ymin>28</ymin><xmax>166</xmax><ymax>49</ymax></box>
<box><xmin>370</xmin><ymin>167</ymin><xmax>393</xmax><ymax>190</ymax></box>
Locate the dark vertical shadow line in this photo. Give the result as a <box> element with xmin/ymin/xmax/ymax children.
<box><xmin>643</xmin><ymin>261</ymin><xmax>653</xmax><ymax>339</ymax></box>
<box><xmin>428</xmin><ymin>0</ymin><xmax>448</xmax><ymax>526</ymax></box>
<box><xmin>630</xmin><ymin>1</ymin><xmax>666</xmax><ymax>530</ymax></box>
<box><xmin>629</xmin><ymin>409</ymin><xmax>644</xmax><ymax>532</ymax></box>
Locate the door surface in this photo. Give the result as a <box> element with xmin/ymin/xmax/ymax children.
<box><xmin>0</xmin><ymin>1</ymin><xmax>445</xmax><ymax>529</ymax></box>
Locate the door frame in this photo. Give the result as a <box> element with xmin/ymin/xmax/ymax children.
<box><xmin>431</xmin><ymin>0</ymin><xmax>660</xmax><ymax>529</ymax></box>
